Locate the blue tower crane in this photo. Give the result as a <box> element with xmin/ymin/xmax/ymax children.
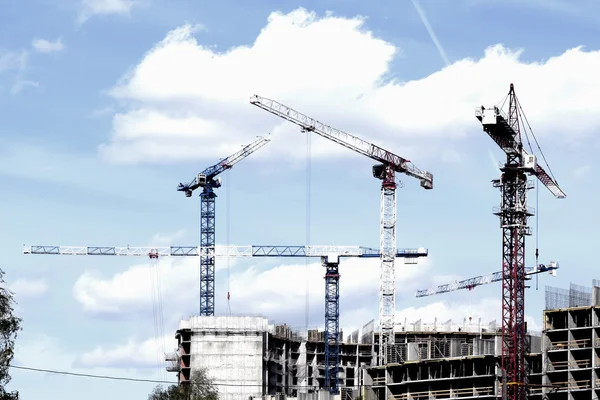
<box><xmin>23</xmin><ymin>244</ymin><xmax>427</xmax><ymax>394</ymax></box>
<box><xmin>177</xmin><ymin>135</ymin><xmax>271</xmax><ymax>316</ymax></box>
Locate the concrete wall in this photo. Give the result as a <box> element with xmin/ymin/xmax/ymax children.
<box><xmin>184</xmin><ymin>316</ymin><xmax>269</xmax><ymax>400</ymax></box>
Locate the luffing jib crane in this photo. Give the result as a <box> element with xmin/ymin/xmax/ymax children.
<box><xmin>177</xmin><ymin>134</ymin><xmax>271</xmax><ymax>316</ymax></box>
<box><xmin>475</xmin><ymin>84</ymin><xmax>565</xmax><ymax>400</ymax></box>
<box><xmin>23</xmin><ymin>244</ymin><xmax>427</xmax><ymax>394</ymax></box>
<box><xmin>249</xmin><ymin>95</ymin><xmax>433</xmax><ymax>366</ymax></box>
<box><xmin>414</xmin><ymin>261</ymin><xmax>559</xmax><ymax>298</ymax></box>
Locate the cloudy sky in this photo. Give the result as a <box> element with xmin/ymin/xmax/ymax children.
<box><xmin>2</xmin><ymin>0</ymin><xmax>600</xmax><ymax>398</ymax></box>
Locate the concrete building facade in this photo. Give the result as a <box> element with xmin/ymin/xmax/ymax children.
<box><xmin>541</xmin><ymin>305</ymin><xmax>600</xmax><ymax>399</ymax></box>
<box><xmin>168</xmin><ymin>315</ymin><xmax>373</xmax><ymax>399</ymax></box>
<box><xmin>167</xmin><ymin>316</ymin><xmax>270</xmax><ymax>400</ymax></box>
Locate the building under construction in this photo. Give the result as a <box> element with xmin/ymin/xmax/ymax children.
<box><xmin>166</xmin><ymin>280</ymin><xmax>600</xmax><ymax>400</ymax></box>
<box><xmin>540</xmin><ymin>280</ymin><xmax>600</xmax><ymax>399</ymax></box>
<box><xmin>167</xmin><ymin>316</ymin><xmax>535</xmax><ymax>399</ymax></box>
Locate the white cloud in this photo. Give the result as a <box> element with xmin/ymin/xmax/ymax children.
<box><xmin>14</xmin><ymin>334</ymin><xmax>75</xmax><ymax>371</ymax></box>
<box><xmin>73</xmin><ymin>250</ymin><xmax>434</xmax><ymax>328</ymax></box>
<box><xmin>31</xmin><ymin>38</ymin><xmax>64</xmax><ymax>54</ymax></box>
<box><xmin>468</xmin><ymin>0</ymin><xmax>583</xmax><ymax>15</ymax></box>
<box><xmin>228</xmin><ymin>257</ymin><xmax>432</xmax><ymax>324</ymax></box>
<box><xmin>77</xmin><ymin>334</ymin><xmax>176</xmax><ymax>369</ymax></box>
<box><xmin>397</xmin><ymin>297</ymin><xmax>501</xmax><ymax>325</ymax></box>
<box><xmin>9</xmin><ymin>278</ymin><xmax>48</xmax><ymax>299</ymax></box>
<box><xmin>72</xmin><ymin>252</ymin><xmax>239</xmax><ymax>317</ymax></box>
<box><xmin>573</xmin><ymin>164</ymin><xmax>592</xmax><ymax>180</ymax></box>
<box><xmin>0</xmin><ymin>50</ymin><xmax>38</xmax><ymax>94</ymax></box>
<box><xmin>88</xmin><ymin>106</ymin><xmax>115</xmax><ymax>118</ymax></box>
<box><xmin>0</xmin><ymin>51</ymin><xmax>27</xmax><ymax>74</ymax></box>
<box><xmin>150</xmin><ymin>228</ymin><xmax>187</xmax><ymax>245</ymax></box>
<box><xmin>73</xmin><ymin>257</ymin><xmax>198</xmax><ymax>316</ymax></box>
<box><xmin>98</xmin><ymin>8</ymin><xmax>600</xmax><ymax>166</ymax></box>
<box><xmin>78</xmin><ymin>0</ymin><xmax>140</xmax><ymax>23</ymax></box>
<box><xmin>12</xmin><ymin>332</ymin><xmax>173</xmax><ymax>398</ymax></box>
<box><xmin>10</xmin><ymin>79</ymin><xmax>39</xmax><ymax>94</ymax></box>
<box><xmin>395</xmin><ymin>297</ymin><xmax>542</xmax><ymax>334</ymax></box>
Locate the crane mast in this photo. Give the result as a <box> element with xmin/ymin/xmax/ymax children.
<box><xmin>475</xmin><ymin>84</ymin><xmax>565</xmax><ymax>400</ymax></box>
<box><xmin>250</xmin><ymin>95</ymin><xmax>433</xmax><ymax>366</ymax></box>
<box><xmin>177</xmin><ymin>135</ymin><xmax>271</xmax><ymax>316</ymax></box>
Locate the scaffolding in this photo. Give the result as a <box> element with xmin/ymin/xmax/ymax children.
<box><xmin>545</xmin><ymin>282</ymin><xmax>593</xmax><ymax>309</ymax></box>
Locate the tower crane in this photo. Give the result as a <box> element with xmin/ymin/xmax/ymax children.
<box><xmin>177</xmin><ymin>134</ymin><xmax>271</xmax><ymax>316</ymax></box>
<box><xmin>249</xmin><ymin>95</ymin><xmax>433</xmax><ymax>366</ymax></box>
<box><xmin>414</xmin><ymin>261</ymin><xmax>559</xmax><ymax>298</ymax></box>
<box><xmin>23</xmin><ymin>243</ymin><xmax>427</xmax><ymax>394</ymax></box>
<box><xmin>475</xmin><ymin>84</ymin><xmax>565</xmax><ymax>400</ymax></box>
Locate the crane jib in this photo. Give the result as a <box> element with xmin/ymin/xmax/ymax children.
<box><xmin>250</xmin><ymin>94</ymin><xmax>433</xmax><ymax>188</ymax></box>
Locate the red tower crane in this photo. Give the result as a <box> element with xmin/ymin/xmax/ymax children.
<box><xmin>475</xmin><ymin>84</ymin><xmax>566</xmax><ymax>400</ymax></box>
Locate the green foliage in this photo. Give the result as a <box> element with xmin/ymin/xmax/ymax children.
<box><xmin>187</xmin><ymin>368</ymin><xmax>218</xmax><ymax>400</ymax></box>
<box><xmin>0</xmin><ymin>269</ymin><xmax>22</xmax><ymax>400</ymax></box>
<box><xmin>148</xmin><ymin>367</ymin><xmax>219</xmax><ymax>400</ymax></box>
<box><xmin>148</xmin><ymin>384</ymin><xmax>187</xmax><ymax>400</ymax></box>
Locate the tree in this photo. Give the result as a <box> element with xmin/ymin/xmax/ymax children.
<box><xmin>148</xmin><ymin>367</ymin><xmax>219</xmax><ymax>400</ymax></box>
<box><xmin>0</xmin><ymin>269</ymin><xmax>22</xmax><ymax>400</ymax></box>
<box><xmin>147</xmin><ymin>384</ymin><xmax>186</xmax><ymax>400</ymax></box>
<box><xmin>187</xmin><ymin>368</ymin><xmax>218</xmax><ymax>400</ymax></box>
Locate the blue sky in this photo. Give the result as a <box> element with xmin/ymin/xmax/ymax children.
<box><xmin>2</xmin><ymin>0</ymin><xmax>600</xmax><ymax>398</ymax></box>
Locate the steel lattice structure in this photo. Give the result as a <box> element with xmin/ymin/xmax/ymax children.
<box><xmin>379</xmin><ymin>169</ymin><xmax>397</xmax><ymax>366</ymax></box>
<box><xmin>24</xmin><ymin>243</ymin><xmax>427</xmax><ymax>394</ymax></box>
<box><xmin>177</xmin><ymin>135</ymin><xmax>271</xmax><ymax>316</ymax></box>
<box><xmin>23</xmin><ymin>244</ymin><xmax>429</xmax><ymax>257</ymax></box>
<box><xmin>496</xmin><ymin>151</ymin><xmax>531</xmax><ymax>400</ymax></box>
<box><xmin>323</xmin><ymin>255</ymin><xmax>341</xmax><ymax>392</ymax></box>
<box><xmin>249</xmin><ymin>95</ymin><xmax>433</xmax><ymax>367</ymax></box>
<box><xmin>475</xmin><ymin>84</ymin><xmax>565</xmax><ymax>400</ymax></box>
<box><xmin>199</xmin><ymin>191</ymin><xmax>216</xmax><ymax>316</ymax></box>
<box><xmin>414</xmin><ymin>261</ymin><xmax>559</xmax><ymax>298</ymax></box>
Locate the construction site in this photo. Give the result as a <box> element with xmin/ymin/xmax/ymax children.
<box><xmin>23</xmin><ymin>84</ymin><xmax>587</xmax><ymax>400</ymax></box>
<box><xmin>160</xmin><ymin>280</ymin><xmax>600</xmax><ymax>400</ymax></box>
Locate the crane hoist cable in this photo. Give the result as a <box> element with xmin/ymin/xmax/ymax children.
<box><xmin>515</xmin><ymin>100</ymin><xmax>540</xmax><ymax>292</ymax></box>
<box><xmin>535</xmin><ymin>179</ymin><xmax>540</xmax><ymax>291</ymax></box>
<box><xmin>149</xmin><ymin>253</ymin><xmax>166</xmax><ymax>383</ymax></box>
<box><xmin>149</xmin><ymin>256</ymin><xmax>160</xmax><ymax>381</ymax></box>
<box><xmin>515</xmin><ymin>98</ymin><xmax>550</xmax><ymax>292</ymax></box>
<box><xmin>226</xmin><ymin>168</ymin><xmax>232</xmax><ymax>316</ymax></box>
<box><xmin>305</xmin><ymin>128</ymin><xmax>312</xmax><ymax>338</ymax></box>
<box><xmin>304</xmin><ymin>125</ymin><xmax>312</xmax><ymax>390</ymax></box>
<box><xmin>157</xmin><ymin>258</ymin><xmax>166</xmax><ymax>383</ymax></box>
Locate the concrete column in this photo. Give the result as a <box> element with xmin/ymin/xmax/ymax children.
<box><xmin>592</xmin><ymin>286</ymin><xmax>600</xmax><ymax>306</ymax></box>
